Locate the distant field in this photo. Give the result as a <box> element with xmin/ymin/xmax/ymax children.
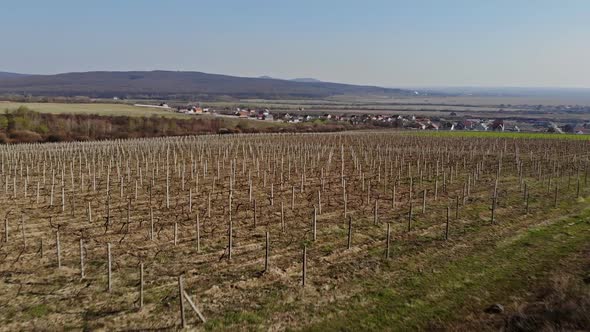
<box><xmin>0</xmin><ymin>102</ymin><xmax>188</xmax><ymax>118</ymax></box>
<box><xmin>327</xmin><ymin>94</ymin><xmax>590</xmax><ymax>106</ymax></box>
<box><xmin>244</xmin><ymin>94</ymin><xmax>590</xmax><ymax>107</ymax></box>
<box><xmin>234</xmin><ymin>98</ymin><xmax>514</xmax><ymax>111</ymax></box>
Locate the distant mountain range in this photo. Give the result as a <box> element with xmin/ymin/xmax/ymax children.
<box><xmin>258</xmin><ymin>76</ymin><xmax>324</xmax><ymax>83</ymax></box>
<box><xmin>0</xmin><ymin>70</ymin><xmax>410</xmax><ymax>99</ymax></box>
<box><xmin>0</xmin><ymin>71</ymin><xmax>30</xmax><ymax>79</ymax></box>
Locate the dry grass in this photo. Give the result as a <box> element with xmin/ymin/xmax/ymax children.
<box><xmin>503</xmin><ymin>274</ymin><xmax>590</xmax><ymax>331</ymax></box>
<box><xmin>0</xmin><ymin>102</ymin><xmax>188</xmax><ymax>118</ymax></box>
<box><xmin>0</xmin><ymin>132</ymin><xmax>589</xmax><ymax>330</ymax></box>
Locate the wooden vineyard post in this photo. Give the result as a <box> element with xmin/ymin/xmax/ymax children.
<box><xmin>525</xmin><ymin>192</ymin><xmax>530</xmax><ymax>215</ymax></box>
<box><xmin>281</xmin><ymin>202</ymin><xmax>285</xmax><ymax>233</ymax></box>
<box><xmin>407</xmin><ymin>202</ymin><xmax>413</xmax><ymax>232</ymax></box>
<box><xmin>166</xmin><ymin>171</ymin><xmax>170</xmax><ymax>209</ymax></box>
<box><xmin>196</xmin><ymin>213</ymin><xmax>201</xmax><ymax>253</ymax></box>
<box><xmin>462</xmin><ymin>182</ymin><xmax>467</xmax><ymax>205</ymax></box>
<box><xmin>107</xmin><ymin>243</ymin><xmax>112</xmax><ymax>292</ymax></box>
<box><xmin>150</xmin><ymin>207</ymin><xmax>154</xmax><ymax>241</ymax></box>
<box><xmin>491</xmin><ymin>192</ymin><xmax>497</xmax><ymax>224</ymax></box>
<box><xmin>270</xmin><ymin>183</ymin><xmax>274</xmax><ymax>206</ymax></box>
<box><xmin>207</xmin><ymin>192</ymin><xmax>211</xmax><ymax>218</ymax></box>
<box><xmin>347</xmin><ymin>216</ymin><xmax>352</xmax><ymax>249</ymax></box>
<box><xmin>20</xmin><ymin>215</ymin><xmax>26</xmax><ymax>249</ymax></box>
<box><xmin>422</xmin><ymin>189</ymin><xmax>427</xmax><ymax>213</ymax></box>
<box><xmin>342</xmin><ymin>177</ymin><xmax>347</xmax><ymax>211</ymax></box>
<box><xmin>386</xmin><ymin>223</ymin><xmax>391</xmax><ymax>259</ymax></box>
<box><xmin>445</xmin><ymin>207</ymin><xmax>450</xmax><ymax>240</ymax></box>
<box><xmin>373</xmin><ymin>200</ymin><xmax>378</xmax><ymax>225</ymax></box>
<box><xmin>79</xmin><ymin>239</ymin><xmax>85</xmax><ymax>278</ymax></box>
<box><xmin>366</xmin><ymin>181</ymin><xmax>371</xmax><ymax>205</ymax></box>
<box><xmin>455</xmin><ymin>196</ymin><xmax>459</xmax><ymax>220</ymax></box>
<box><xmin>148</xmin><ymin>182</ymin><xmax>153</xmax><ymax>209</ymax></box>
<box><xmin>343</xmin><ymin>189</ymin><xmax>348</xmax><ymax>218</ymax></box>
<box><xmin>312</xmin><ymin>206</ymin><xmax>317</xmax><ymax>241</ymax></box>
<box><xmin>56</xmin><ymin>226</ymin><xmax>61</xmax><ymax>268</ymax></box>
<box><xmin>253</xmin><ymin>199</ymin><xmax>257</xmax><ymax>228</ymax></box>
<box><xmin>434</xmin><ymin>178</ymin><xmax>438</xmax><ymax>201</ymax></box>
<box><xmin>183</xmin><ymin>291</ymin><xmax>207</xmax><ymax>323</ymax></box>
<box><xmin>106</xmin><ymin>196</ymin><xmax>111</xmax><ymax>229</ymax></box>
<box><xmin>228</xmin><ymin>215</ymin><xmax>233</xmax><ymax>261</ymax></box>
<box><xmin>302</xmin><ymin>245</ymin><xmax>307</xmax><ymax>287</ymax></box>
<box><xmin>178</xmin><ymin>275</ymin><xmax>187</xmax><ymax>329</ymax></box>
<box><xmin>301</xmin><ymin>173</ymin><xmax>305</xmax><ymax>194</ymax></box>
<box><xmin>139</xmin><ymin>263</ymin><xmax>144</xmax><ymax>309</ymax></box>
<box><xmin>264</xmin><ymin>231</ymin><xmax>270</xmax><ymax>273</ymax></box>
<box><xmin>3</xmin><ymin>215</ymin><xmax>7</xmax><ymax>243</ymax></box>
<box><xmin>554</xmin><ymin>185</ymin><xmax>558</xmax><ymax>207</ymax></box>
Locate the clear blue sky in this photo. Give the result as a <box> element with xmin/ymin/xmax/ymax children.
<box><xmin>2</xmin><ymin>0</ymin><xmax>589</xmax><ymax>88</ymax></box>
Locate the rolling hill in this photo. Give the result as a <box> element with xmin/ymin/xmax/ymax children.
<box><xmin>291</xmin><ymin>78</ymin><xmax>323</xmax><ymax>83</ymax></box>
<box><xmin>0</xmin><ymin>70</ymin><xmax>410</xmax><ymax>99</ymax></box>
<box><xmin>0</xmin><ymin>71</ymin><xmax>29</xmax><ymax>79</ymax></box>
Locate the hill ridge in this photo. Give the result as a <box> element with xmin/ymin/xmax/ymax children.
<box><xmin>0</xmin><ymin>70</ymin><xmax>409</xmax><ymax>99</ymax></box>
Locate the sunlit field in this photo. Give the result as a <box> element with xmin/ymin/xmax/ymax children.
<box><xmin>1</xmin><ymin>132</ymin><xmax>589</xmax><ymax>330</ymax></box>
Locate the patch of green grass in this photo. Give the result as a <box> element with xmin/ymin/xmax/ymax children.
<box><xmin>205</xmin><ymin>311</ymin><xmax>264</xmax><ymax>331</ymax></box>
<box><xmin>306</xmin><ymin>209</ymin><xmax>590</xmax><ymax>331</ymax></box>
<box><xmin>26</xmin><ymin>304</ymin><xmax>50</xmax><ymax>318</ymax></box>
<box><xmin>408</xmin><ymin>130</ymin><xmax>590</xmax><ymax>140</ymax></box>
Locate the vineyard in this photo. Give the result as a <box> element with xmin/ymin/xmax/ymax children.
<box><xmin>1</xmin><ymin>132</ymin><xmax>590</xmax><ymax>330</ymax></box>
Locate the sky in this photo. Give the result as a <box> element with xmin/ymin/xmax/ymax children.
<box><xmin>2</xmin><ymin>0</ymin><xmax>590</xmax><ymax>88</ymax></box>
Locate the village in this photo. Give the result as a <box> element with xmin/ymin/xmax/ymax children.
<box><xmin>173</xmin><ymin>104</ymin><xmax>590</xmax><ymax>134</ymax></box>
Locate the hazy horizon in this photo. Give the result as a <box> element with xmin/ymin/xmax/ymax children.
<box><xmin>3</xmin><ymin>0</ymin><xmax>590</xmax><ymax>88</ymax></box>
<box><xmin>3</xmin><ymin>69</ymin><xmax>590</xmax><ymax>92</ymax></box>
